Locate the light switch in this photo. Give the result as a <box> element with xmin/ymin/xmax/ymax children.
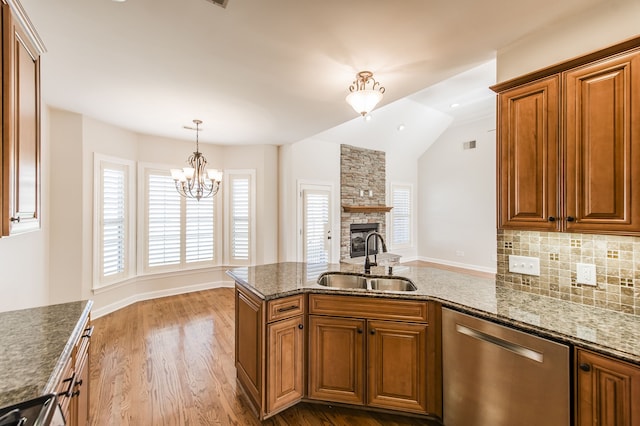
<box><xmin>508</xmin><ymin>255</ymin><xmax>540</xmax><ymax>276</ymax></box>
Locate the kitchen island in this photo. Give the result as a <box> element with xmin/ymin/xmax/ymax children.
<box><xmin>228</xmin><ymin>262</ymin><xmax>640</xmax><ymax>423</ymax></box>
<box><xmin>228</xmin><ymin>262</ymin><xmax>640</xmax><ymax>364</ymax></box>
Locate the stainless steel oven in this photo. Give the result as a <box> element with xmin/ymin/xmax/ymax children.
<box><xmin>0</xmin><ymin>394</ymin><xmax>64</xmax><ymax>426</ymax></box>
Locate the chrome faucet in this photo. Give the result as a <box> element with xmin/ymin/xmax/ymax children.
<box><xmin>364</xmin><ymin>231</ymin><xmax>387</xmax><ymax>274</ymax></box>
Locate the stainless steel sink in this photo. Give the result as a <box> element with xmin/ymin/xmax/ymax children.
<box><xmin>317</xmin><ymin>273</ymin><xmax>367</xmax><ymax>289</ymax></box>
<box><xmin>369</xmin><ymin>277</ymin><xmax>417</xmax><ymax>291</ymax></box>
<box><xmin>317</xmin><ymin>273</ymin><xmax>417</xmax><ymax>292</ymax></box>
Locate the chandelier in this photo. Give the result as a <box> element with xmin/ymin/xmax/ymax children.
<box><xmin>345</xmin><ymin>71</ymin><xmax>385</xmax><ymax>117</ymax></box>
<box><xmin>170</xmin><ymin>119</ymin><xmax>222</xmax><ymax>201</ymax></box>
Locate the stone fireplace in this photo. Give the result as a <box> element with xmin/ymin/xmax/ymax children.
<box><xmin>340</xmin><ymin>144</ymin><xmax>388</xmax><ymax>260</ymax></box>
<box><xmin>350</xmin><ymin>223</ymin><xmax>380</xmax><ymax>258</ymax></box>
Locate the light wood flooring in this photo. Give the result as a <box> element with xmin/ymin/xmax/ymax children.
<box><xmin>89</xmin><ymin>287</ymin><xmax>439</xmax><ymax>425</ymax></box>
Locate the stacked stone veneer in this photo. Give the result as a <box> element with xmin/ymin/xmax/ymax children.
<box><xmin>340</xmin><ymin>144</ymin><xmax>387</xmax><ymax>260</ymax></box>
<box><xmin>497</xmin><ymin>229</ymin><xmax>640</xmax><ymax>315</ymax></box>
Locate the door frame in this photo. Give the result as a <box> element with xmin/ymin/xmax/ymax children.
<box><xmin>297</xmin><ymin>180</ymin><xmax>337</xmax><ymax>263</ymax></box>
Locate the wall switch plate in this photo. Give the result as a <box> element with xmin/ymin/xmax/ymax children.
<box><xmin>576</xmin><ymin>263</ymin><xmax>597</xmax><ymax>286</ymax></box>
<box><xmin>508</xmin><ymin>255</ymin><xmax>540</xmax><ymax>276</ymax></box>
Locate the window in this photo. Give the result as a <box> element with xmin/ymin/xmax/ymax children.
<box><xmin>94</xmin><ymin>155</ymin><xmax>135</xmax><ymax>287</ymax></box>
<box><xmin>225</xmin><ymin>170</ymin><xmax>256</xmax><ymax>265</ymax></box>
<box><xmin>390</xmin><ymin>184</ymin><xmax>412</xmax><ymax>247</ymax></box>
<box><xmin>142</xmin><ymin>166</ymin><xmax>217</xmax><ymax>272</ymax></box>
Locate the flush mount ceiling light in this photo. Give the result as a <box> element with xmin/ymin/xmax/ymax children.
<box><xmin>346</xmin><ymin>71</ymin><xmax>385</xmax><ymax>117</ymax></box>
<box><xmin>170</xmin><ymin>119</ymin><xmax>223</xmax><ymax>201</ymax></box>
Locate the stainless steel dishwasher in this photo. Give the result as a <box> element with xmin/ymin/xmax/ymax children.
<box><xmin>442</xmin><ymin>308</ymin><xmax>570</xmax><ymax>426</ymax></box>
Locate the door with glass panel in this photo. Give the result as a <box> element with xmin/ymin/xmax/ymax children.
<box><xmin>301</xmin><ymin>187</ymin><xmax>332</xmax><ymax>263</ymax></box>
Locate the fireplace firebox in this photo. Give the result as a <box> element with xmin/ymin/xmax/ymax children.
<box><xmin>350</xmin><ymin>223</ymin><xmax>379</xmax><ymax>258</ymax></box>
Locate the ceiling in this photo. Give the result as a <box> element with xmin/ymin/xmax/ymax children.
<box><xmin>21</xmin><ymin>0</ymin><xmax>607</xmax><ymax>148</ymax></box>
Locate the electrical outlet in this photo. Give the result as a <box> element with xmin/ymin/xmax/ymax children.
<box><xmin>508</xmin><ymin>255</ymin><xmax>540</xmax><ymax>276</ymax></box>
<box><xmin>576</xmin><ymin>263</ymin><xmax>596</xmax><ymax>286</ymax></box>
<box><xmin>455</xmin><ymin>250</ymin><xmax>465</xmax><ymax>257</ymax></box>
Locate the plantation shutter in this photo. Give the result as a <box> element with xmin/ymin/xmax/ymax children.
<box><xmin>186</xmin><ymin>196</ymin><xmax>215</xmax><ymax>263</ymax></box>
<box><xmin>230</xmin><ymin>175</ymin><xmax>250</xmax><ymax>261</ymax></box>
<box><xmin>392</xmin><ymin>186</ymin><xmax>411</xmax><ymax>246</ymax></box>
<box><xmin>147</xmin><ymin>173</ymin><xmax>181</xmax><ymax>266</ymax></box>
<box><xmin>303</xmin><ymin>189</ymin><xmax>330</xmax><ymax>263</ymax></box>
<box><xmin>102</xmin><ymin>167</ymin><xmax>126</xmax><ymax>276</ymax></box>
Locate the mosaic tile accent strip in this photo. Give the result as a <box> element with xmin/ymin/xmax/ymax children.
<box><xmin>497</xmin><ymin>230</ymin><xmax>640</xmax><ymax>315</ymax></box>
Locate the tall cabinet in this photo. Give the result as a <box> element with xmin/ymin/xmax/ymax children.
<box><xmin>493</xmin><ymin>37</ymin><xmax>640</xmax><ymax>235</ymax></box>
<box><xmin>1</xmin><ymin>0</ymin><xmax>44</xmax><ymax>237</ymax></box>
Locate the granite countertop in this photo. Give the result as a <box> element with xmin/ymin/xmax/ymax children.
<box><xmin>0</xmin><ymin>300</ymin><xmax>93</xmax><ymax>408</ymax></box>
<box><xmin>227</xmin><ymin>262</ymin><xmax>640</xmax><ymax>366</ymax></box>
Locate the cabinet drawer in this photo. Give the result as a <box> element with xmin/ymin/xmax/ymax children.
<box><xmin>267</xmin><ymin>294</ymin><xmax>305</xmax><ymax>322</ymax></box>
<box><xmin>309</xmin><ymin>294</ymin><xmax>429</xmax><ymax>323</ymax></box>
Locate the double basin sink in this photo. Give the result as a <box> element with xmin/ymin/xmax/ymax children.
<box><xmin>317</xmin><ymin>272</ymin><xmax>417</xmax><ymax>292</ymax></box>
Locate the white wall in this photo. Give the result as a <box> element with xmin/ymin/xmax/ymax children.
<box><xmin>0</xmin><ymin>108</ymin><xmax>50</xmax><ymax>312</ymax></box>
<box><xmin>497</xmin><ymin>0</ymin><xmax>640</xmax><ymax>82</ymax></box>
<box><xmin>278</xmin><ymin>137</ymin><xmax>341</xmax><ymax>263</ymax></box>
<box><xmin>417</xmin><ymin>114</ymin><xmax>497</xmax><ymax>273</ymax></box>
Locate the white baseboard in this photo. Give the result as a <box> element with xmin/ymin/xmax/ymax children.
<box><xmin>417</xmin><ymin>256</ymin><xmax>497</xmax><ymax>275</ymax></box>
<box><xmin>92</xmin><ymin>280</ymin><xmax>235</xmax><ymax>319</ymax></box>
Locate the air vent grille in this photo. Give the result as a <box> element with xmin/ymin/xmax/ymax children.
<box><xmin>205</xmin><ymin>0</ymin><xmax>228</xmax><ymax>8</ymax></box>
<box><xmin>463</xmin><ymin>140</ymin><xmax>477</xmax><ymax>150</ymax></box>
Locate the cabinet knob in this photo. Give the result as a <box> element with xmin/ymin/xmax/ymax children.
<box><xmin>579</xmin><ymin>363</ymin><xmax>591</xmax><ymax>372</ymax></box>
<box><xmin>370</xmin><ymin>329</ymin><xmax>376</xmax><ymax>335</ymax></box>
<box><xmin>297</xmin><ymin>323</ymin><xmax>303</xmax><ymax>330</ymax></box>
<box><xmin>548</xmin><ymin>216</ymin><xmax>556</xmax><ymax>222</ymax></box>
<box><xmin>567</xmin><ymin>216</ymin><xmax>576</xmax><ymax>222</ymax></box>
<box><xmin>9</xmin><ymin>217</ymin><xmax>20</xmax><ymax>223</ymax></box>
<box><xmin>357</xmin><ymin>328</ymin><xmax>363</xmax><ymax>334</ymax></box>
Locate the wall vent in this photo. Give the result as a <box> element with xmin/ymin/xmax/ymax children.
<box><xmin>463</xmin><ymin>140</ymin><xmax>477</xmax><ymax>150</ymax></box>
<box><xmin>204</xmin><ymin>0</ymin><xmax>228</xmax><ymax>8</ymax></box>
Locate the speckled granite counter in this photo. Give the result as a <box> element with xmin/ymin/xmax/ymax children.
<box><xmin>227</xmin><ymin>262</ymin><xmax>640</xmax><ymax>366</ymax></box>
<box><xmin>0</xmin><ymin>300</ymin><xmax>93</xmax><ymax>408</ymax></box>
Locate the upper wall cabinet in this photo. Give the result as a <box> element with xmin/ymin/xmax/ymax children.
<box><xmin>493</xmin><ymin>37</ymin><xmax>640</xmax><ymax>236</ymax></box>
<box><xmin>1</xmin><ymin>0</ymin><xmax>44</xmax><ymax>237</ymax></box>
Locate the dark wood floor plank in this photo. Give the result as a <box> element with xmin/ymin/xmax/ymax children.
<box><xmin>89</xmin><ymin>288</ymin><xmax>438</xmax><ymax>425</ymax></box>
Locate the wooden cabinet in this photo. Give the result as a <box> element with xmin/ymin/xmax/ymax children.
<box><xmin>494</xmin><ymin>38</ymin><xmax>640</xmax><ymax>235</ymax></box>
<box><xmin>308</xmin><ymin>294</ymin><xmax>441</xmax><ymax>418</ymax></box>
<box><xmin>308</xmin><ymin>315</ymin><xmax>365</xmax><ymax>405</ymax></box>
<box><xmin>575</xmin><ymin>349</ymin><xmax>640</xmax><ymax>426</ymax></box>
<box><xmin>1</xmin><ymin>0</ymin><xmax>44</xmax><ymax>236</ymax></box>
<box><xmin>564</xmin><ymin>51</ymin><xmax>640</xmax><ymax>234</ymax></box>
<box><xmin>497</xmin><ymin>76</ymin><xmax>559</xmax><ymax>231</ymax></box>
<box><xmin>266</xmin><ymin>315</ymin><xmax>304</xmax><ymax>414</ymax></box>
<box><xmin>235</xmin><ymin>285</ymin><xmax>305</xmax><ymax>420</ymax></box>
<box><xmin>54</xmin><ymin>315</ymin><xmax>93</xmax><ymax>426</ymax></box>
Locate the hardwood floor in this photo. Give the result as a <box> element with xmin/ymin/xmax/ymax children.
<box><xmin>89</xmin><ymin>288</ymin><xmax>438</xmax><ymax>425</ymax></box>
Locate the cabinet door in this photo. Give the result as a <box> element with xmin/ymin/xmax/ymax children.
<box><xmin>565</xmin><ymin>51</ymin><xmax>640</xmax><ymax>234</ymax></box>
<box><xmin>266</xmin><ymin>315</ymin><xmax>304</xmax><ymax>415</ymax></box>
<box><xmin>308</xmin><ymin>315</ymin><xmax>365</xmax><ymax>405</ymax></box>
<box><xmin>497</xmin><ymin>75</ymin><xmax>560</xmax><ymax>231</ymax></box>
<box><xmin>1</xmin><ymin>2</ymin><xmax>41</xmax><ymax>236</ymax></box>
<box><xmin>235</xmin><ymin>288</ymin><xmax>263</xmax><ymax>413</ymax></box>
<box><xmin>576</xmin><ymin>349</ymin><xmax>640</xmax><ymax>426</ymax></box>
<box><xmin>367</xmin><ymin>320</ymin><xmax>428</xmax><ymax>413</ymax></box>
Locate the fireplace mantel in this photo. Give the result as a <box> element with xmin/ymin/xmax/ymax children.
<box><xmin>342</xmin><ymin>205</ymin><xmax>393</xmax><ymax>213</ymax></box>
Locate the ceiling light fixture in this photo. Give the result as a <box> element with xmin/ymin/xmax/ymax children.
<box><xmin>346</xmin><ymin>71</ymin><xmax>385</xmax><ymax>117</ymax></box>
<box><xmin>170</xmin><ymin>119</ymin><xmax>222</xmax><ymax>201</ymax></box>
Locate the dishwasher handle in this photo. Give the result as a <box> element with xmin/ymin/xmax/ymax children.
<box><xmin>455</xmin><ymin>323</ymin><xmax>544</xmax><ymax>363</ymax></box>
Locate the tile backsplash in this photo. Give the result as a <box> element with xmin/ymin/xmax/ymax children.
<box><xmin>497</xmin><ymin>230</ymin><xmax>640</xmax><ymax>315</ymax></box>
